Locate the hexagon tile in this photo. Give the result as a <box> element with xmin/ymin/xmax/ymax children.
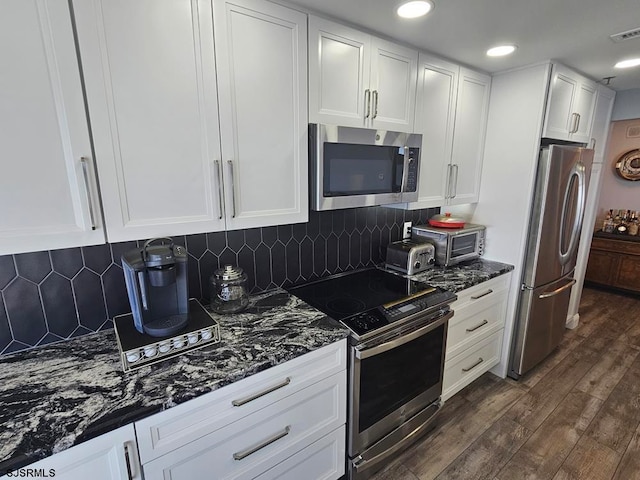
<box><xmin>0</xmin><ymin>205</ymin><xmax>438</xmax><ymax>355</ymax></box>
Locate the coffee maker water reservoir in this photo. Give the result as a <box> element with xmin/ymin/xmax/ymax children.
<box><xmin>122</xmin><ymin>237</ymin><xmax>189</xmax><ymax>337</ymax></box>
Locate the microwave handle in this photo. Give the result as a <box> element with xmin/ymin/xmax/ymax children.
<box><xmin>400</xmin><ymin>146</ymin><xmax>410</xmax><ymax>192</ymax></box>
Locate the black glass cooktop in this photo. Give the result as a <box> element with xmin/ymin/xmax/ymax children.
<box><xmin>288</xmin><ymin>268</ymin><xmax>456</xmax><ymax>337</ymax></box>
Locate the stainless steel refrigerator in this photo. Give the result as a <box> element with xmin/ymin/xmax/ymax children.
<box><xmin>509</xmin><ymin>144</ymin><xmax>593</xmax><ymax>379</ymax></box>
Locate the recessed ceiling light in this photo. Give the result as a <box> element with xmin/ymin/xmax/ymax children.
<box><xmin>615</xmin><ymin>58</ymin><xmax>640</xmax><ymax>68</ymax></box>
<box><xmin>397</xmin><ymin>1</ymin><xmax>434</xmax><ymax>19</ymax></box>
<box><xmin>486</xmin><ymin>45</ymin><xmax>517</xmax><ymax>57</ymax></box>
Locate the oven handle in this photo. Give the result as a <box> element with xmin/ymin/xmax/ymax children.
<box><xmin>356</xmin><ymin>310</ymin><xmax>453</xmax><ymax>360</ymax></box>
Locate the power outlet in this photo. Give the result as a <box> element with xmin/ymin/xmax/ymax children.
<box><xmin>403</xmin><ymin>222</ymin><xmax>412</xmax><ymax>239</ymax></box>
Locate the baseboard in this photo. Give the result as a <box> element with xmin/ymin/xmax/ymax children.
<box><xmin>566</xmin><ymin>313</ymin><xmax>579</xmax><ymax>329</ymax></box>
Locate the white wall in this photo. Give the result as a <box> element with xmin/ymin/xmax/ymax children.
<box><xmin>597</xmin><ymin>118</ymin><xmax>640</xmax><ymax>221</ymax></box>
<box><xmin>611</xmin><ymin>88</ymin><xmax>640</xmax><ymax>121</ymax></box>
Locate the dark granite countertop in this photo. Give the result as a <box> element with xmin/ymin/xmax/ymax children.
<box><xmin>0</xmin><ymin>258</ymin><xmax>513</xmax><ymax>470</ymax></box>
<box><xmin>411</xmin><ymin>258</ymin><xmax>514</xmax><ymax>292</ymax></box>
<box><xmin>0</xmin><ymin>290</ymin><xmax>349</xmax><ymax>471</ymax></box>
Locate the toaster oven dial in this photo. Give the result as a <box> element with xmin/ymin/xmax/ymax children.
<box><xmin>414</xmin><ymin>261</ymin><xmax>421</xmax><ymax>269</ymax></box>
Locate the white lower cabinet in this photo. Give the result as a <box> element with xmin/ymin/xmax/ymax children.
<box><xmin>136</xmin><ymin>340</ymin><xmax>347</xmax><ymax>479</ymax></box>
<box><xmin>442</xmin><ymin>274</ymin><xmax>511</xmax><ymax>401</ymax></box>
<box><xmin>0</xmin><ymin>425</ymin><xmax>141</xmax><ymax>480</ymax></box>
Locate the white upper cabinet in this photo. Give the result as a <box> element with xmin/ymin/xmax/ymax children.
<box><xmin>74</xmin><ymin>0</ymin><xmax>224</xmax><ymax>242</ymax></box>
<box><xmin>410</xmin><ymin>53</ymin><xmax>459</xmax><ymax>208</ymax></box>
<box><xmin>309</xmin><ymin>16</ymin><xmax>417</xmax><ymax>132</ymax></box>
<box><xmin>542</xmin><ymin>64</ymin><xmax>597</xmax><ymax>144</ymax></box>
<box><xmin>401</xmin><ymin>58</ymin><xmax>490</xmax><ymax>209</ymax></box>
<box><xmin>449</xmin><ymin>68</ymin><xmax>491</xmax><ymax>205</ymax></box>
<box><xmin>0</xmin><ymin>0</ymin><xmax>105</xmax><ymax>255</ymax></box>
<box><xmin>213</xmin><ymin>0</ymin><xmax>308</xmax><ymax>230</ymax></box>
<box><xmin>588</xmin><ymin>84</ymin><xmax>616</xmax><ymax>163</ymax></box>
<box><xmin>74</xmin><ymin>0</ymin><xmax>307</xmax><ymax>242</ymax></box>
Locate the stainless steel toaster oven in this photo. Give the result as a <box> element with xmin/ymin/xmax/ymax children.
<box><xmin>412</xmin><ymin>224</ymin><xmax>486</xmax><ymax>266</ymax></box>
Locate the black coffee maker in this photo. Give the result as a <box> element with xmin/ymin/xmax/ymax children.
<box><xmin>122</xmin><ymin>237</ymin><xmax>189</xmax><ymax>337</ymax></box>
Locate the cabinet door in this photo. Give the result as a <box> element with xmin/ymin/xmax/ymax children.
<box><xmin>571</xmin><ymin>78</ymin><xmax>597</xmax><ymax>143</ymax></box>
<box><xmin>449</xmin><ymin>68</ymin><xmax>491</xmax><ymax>205</ymax></box>
<box><xmin>585</xmin><ymin>85</ymin><xmax>614</xmax><ymax>160</ymax></box>
<box><xmin>308</xmin><ymin>16</ymin><xmax>370</xmax><ymax>128</ymax></box>
<box><xmin>408</xmin><ymin>54</ymin><xmax>458</xmax><ymax>208</ymax></box>
<box><xmin>543</xmin><ymin>64</ymin><xmax>577</xmax><ymax>141</ymax></box>
<box><xmin>0</xmin><ymin>0</ymin><xmax>104</xmax><ymax>255</ymax></box>
<box><xmin>214</xmin><ymin>0</ymin><xmax>308</xmax><ymax>230</ymax></box>
<box><xmin>585</xmin><ymin>250</ymin><xmax>618</xmax><ymax>285</ymax></box>
<box><xmin>369</xmin><ymin>37</ymin><xmax>418</xmax><ymax>132</ymax></box>
<box><xmin>613</xmin><ymin>255</ymin><xmax>640</xmax><ymax>293</ymax></box>
<box><xmin>74</xmin><ymin>0</ymin><xmax>224</xmax><ymax>242</ymax></box>
<box><xmin>0</xmin><ymin>425</ymin><xmax>141</xmax><ymax>480</ymax></box>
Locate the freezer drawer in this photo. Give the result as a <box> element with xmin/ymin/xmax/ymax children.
<box><xmin>509</xmin><ymin>276</ymin><xmax>575</xmax><ymax>377</ymax></box>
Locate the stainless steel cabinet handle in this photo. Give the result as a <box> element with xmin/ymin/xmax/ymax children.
<box><xmin>227</xmin><ymin>160</ymin><xmax>237</xmax><ymax>218</ymax></box>
<box><xmin>123</xmin><ymin>442</ymin><xmax>136</xmax><ymax>480</ymax></box>
<box><xmin>570</xmin><ymin>112</ymin><xmax>580</xmax><ymax>133</ymax></box>
<box><xmin>372</xmin><ymin>90</ymin><xmax>379</xmax><ymax>119</ymax></box>
<box><xmin>233</xmin><ymin>426</ymin><xmax>290</xmax><ymax>461</ymax></box>
<box><xmin>466</xmin><ymin>319</ymin><xmax>489</xmax><ymax>333</ymax></box>
<box><xmin>232</xmin><ymin>377</ymin><xmax>291</xmax><ymax>406</ymax></box>
<box><xmin>451</xmin><ymin>164</ymin><xmax>459</xmax><ymax>198</ymax></box>
<box><xmin>575</xmin><ymin>113</ymin><xmax>581</xmax><ymax>133</ymax></box>
<box><xmin>539</xmin><ymin>278</ymin><xmax>576</xmax><ymax>299</ymax></box>
<box><xmin>80</xmin><ymin>157</ymin><xmax>97</xmax><ymax>231</ymax></box>
<box><xmin>213</xmin><ymin>160</ymin><xmax>224</xmax><ymax>219</ymax></box>
<box><xmin>445</xmin><ymin>164</ymin><xmax>452</xmax><ymax>199</ymax></box>
<box><xmin>365</xmin><ymin>89</ymin><xmax>371</xmax><ymax>119</ymax></box>
<box><xmin>470</xmin><ymin>289</ymin><xmax>493</xmax><ymax>300</ymax></box>
<box><xmin>462</xmin><ymin>357</ymin><xmax>484</xmax><ymax>372</ymax></box>
<box><xmin>590</xmin><ymin>138</ymin><xmax>597</xmax><ymax>150</ymax></box>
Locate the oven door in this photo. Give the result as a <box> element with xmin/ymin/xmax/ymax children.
<box><xmin>349</xmin><ymin>310</ymin><xmax>452</xmax><ymax>457</ymax></box>
<box><xmin>446</xmin><ymin>231</ymin><xmax>481</xmax><ymax>265</ymax></box>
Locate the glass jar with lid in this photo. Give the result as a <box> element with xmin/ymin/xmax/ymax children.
<box><xmin>210</xmin><ymin>265</ymin><xmax>249</xmax><ymax>314</ymax></box>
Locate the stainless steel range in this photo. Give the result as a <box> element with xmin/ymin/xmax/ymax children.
<box><xmin>288</xmin><ymin>268</ymin><xmax>456</xmax><ymax>479</ymax></box>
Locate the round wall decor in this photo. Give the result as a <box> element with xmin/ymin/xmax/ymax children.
<box><xmin>615</xmin><ymin>149</ymin><xmax>640</xmax><ymax>181</ymax></box>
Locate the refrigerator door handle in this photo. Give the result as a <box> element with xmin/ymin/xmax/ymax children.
<box><xmin>538</xmin><ymin>278</ymin><xmax>577</xmax><ymax>299</ymax></box>
<box><xmin>558</xmin><ymin>162</ymin><xmax>586</xmax><ymax>265</ymax></box>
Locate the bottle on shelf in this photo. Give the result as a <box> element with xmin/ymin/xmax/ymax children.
<box><xmin>630</xmin><ymin>211</ymin><xmax>639</xmax><ymax>236</ymax></box>
<box><xmin>603</xmin><ymin>209</ymin><xmax>615</xmax><ymax>233</ymax></box>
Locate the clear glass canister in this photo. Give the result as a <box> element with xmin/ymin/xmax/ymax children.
<box><xmin>210</xmin><ymin>265</ymin><xmax>249</xmax><ymax>314</ymax></box>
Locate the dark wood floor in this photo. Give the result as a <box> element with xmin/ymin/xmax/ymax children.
<box><xmin>371</xmin><ymin>287</ymin><xmax>640</xmax><ymax>480</ymax></box>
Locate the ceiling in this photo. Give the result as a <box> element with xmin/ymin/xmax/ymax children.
<box><xmin>288</xmin><ymin>0</ymin><xmax>640</xmax><ymax>91</ymax></box>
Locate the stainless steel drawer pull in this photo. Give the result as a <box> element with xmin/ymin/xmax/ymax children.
<box><xmin>214</xmin><ymin>160</ymin><xmax>224</xmax><ymax>220</ymax></box>
<box><xmin>80</xmin><ymin>157</ymin><xmax>97</xmax><ymax>230</ymax></box>
<box><xmin>470</xmin><ymin>289</ymin><xmax>493</xmax><ymax>300</ymax></box>
<box><xmin>227</xmin><ymin>160</ymin><xmax>237</xmax><ymax>218</ymax></box>
<box><xmin>232</xmin><ymin>377</ymin><xmax>291</xmax><ymax>406</ymax></box>
<box><xmin>233</xmin><ymin>426</ymin><xmax>290</xmax><ymax>461</ymax></box>
<box><xmin>462</xmin><ymin>357</ymin><xmax>484</xmax><ymax>372</ymax></box>
<box><xmin>466</xmin><ymin>319</ymin><xmax>489</xmax><ymax>332</ymax></box>
<box><xmin>365</xmin><ymin>89</ymin><xmax>371</xmax><ymax>118</ymax></box>
<box><xmin>539</xmin><ymin>278</ymin><xmax>576</xmax><ymax>299</ymax></box>
<box><xmin>123</xmin><ymin>442</ymin><xmax>136</xmax><ymax>480</ymax></box>
<box><xmin>372</xmin><ymin>90</ymin><xmax>379</xmax><ymax>119</ymax></box>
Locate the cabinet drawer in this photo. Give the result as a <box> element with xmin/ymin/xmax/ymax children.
<box><xmin>446</xmin><ymin>287</ymin><xmax>508</xmax><ymax>358</ymax></box>
<box><xmin>142</xmin><ymin>371</ymin><xmax>346</xmax><ymax>480</ymax></box>
<box><xmin>442</xmin><ymin>329</ymin><xmax>502</xmax><ymax>401</ymax></box>
<box><xmin>452</xmin><ymin>273</ymin><xmax>511</xmax><ymax>309</ymax></box>
<box><xmin>255</xmin><ymin>425</ymin><xmax>345</xmax><ymax>480</ymax></box>
<box><xmin>136</xmin><ymin>340</ymin><xmax>346</xmax><ymax>464</ymax></box>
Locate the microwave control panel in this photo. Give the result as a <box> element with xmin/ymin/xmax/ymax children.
<box><xmin>405</xmin><ymin>147</ymin><xmax>419</xmax><ymax>192</ymax></box>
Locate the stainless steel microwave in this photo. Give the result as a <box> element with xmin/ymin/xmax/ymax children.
<box><xmin>309</xmin><ymin>123</ymin><xmax>422</xmax><ymax>211</ymax></box>
<box><xmin>412</xmin><ymin>223</ymin><xmax>486</xmax><ymax>266</ymax></box>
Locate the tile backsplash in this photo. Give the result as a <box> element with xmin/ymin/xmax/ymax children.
<box><xmin>0</xmin><ymin>206</ymin><xmax>438</xmax><ymax>355</ymax></box>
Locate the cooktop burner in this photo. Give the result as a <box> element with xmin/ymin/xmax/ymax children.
<box><xmin>287</xmin><ymin>268</ymin><xmax>456</xmax><ymax>338</ymax></box>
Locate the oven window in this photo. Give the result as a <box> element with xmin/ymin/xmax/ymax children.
<box><xmin>358</xmin><ymin>323</ymin><xmax>445</xmax><ymax>432</ymax></box>
<box><xmin>450</xmin><ymin>234</ymin><xmax>477</xmax><ymax>258</ymax></box>
<box><xmin>323</xmin><ymin>143</ymin><xmax>403</xmax><ymax>197</ymax></box>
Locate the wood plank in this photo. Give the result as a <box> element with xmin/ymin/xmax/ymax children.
<box><xmin>434</xmin><ymin>416</ymin><xmax>532</xmax><ymax>480</ymax></box>
<box><xmin>404</xmin><ymin>380</ymin><xmax>524</xmax><ymax>480</ymax></box>
<box><xmin>575</xmin><ymin>339</ymin><xmax>640</xmax><ymax>400</ymax></box>
<box><xmin>496</xmin><ymin>390</ymin><xmax>603</xmax><ymax>480</ymax></box>
<box><xmin>613</xmin><ymin>424</ymin><xmax>640</xmax><ymax>480</ymax></box>
<box><xmin>506</xmin><ymin>338</ymin><xmax>603</xmax><ymax>431</ymax></box>
<box><xmin>584</xmin><ymin>354</ymin><xmax>640</xmax><ymax>453</ymax></box>
<box><xmin>372</xmin><ymin>462</ymin><xmax>420</xmax><ymax>480</ymax></box>
<box><xmin>553</xmin><ymin>436</ymin><xmax>621</xmax><ymax>480</ymax></box>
